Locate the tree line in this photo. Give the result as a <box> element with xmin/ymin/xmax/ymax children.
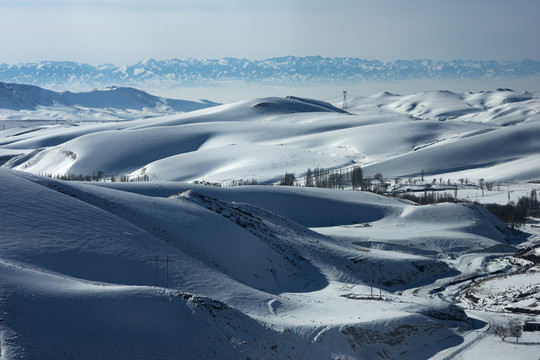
<box><xmin>481</xmin><ymin>189</ymin><xmax>539</xmax><ymax>228</ymax></box>
<box><xmin>39</xmin><ymin>171</ymin><xmax>151</xmax><ymax>183</ymax></box>
<box><xmin>279</xmin><ymin>166</ymin><xmax>368</xmax><ymax>190</ymax></box>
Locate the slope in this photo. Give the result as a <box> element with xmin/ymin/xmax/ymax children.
<box><xmin>0</xmin><ymin>167</ymin><xmax>480</xmax><ymax>359</ymax></box>
<box><xmin>2</xmin><ymin>89</ymin><xmax>539</xmax><ymax>359</ymax></box>
<box><xmin>0</xmin><ymin>259</ymin><xmax>317</xmax><ymax>360</ymax></box>
<box><xmin>3</xmin><ymin>90</ymin><xmax>539</xmax><ymax>182</ymax></box>
<box><xmin>2</xmin><ymin>97</ymin><xmax>354</xmax><ymax>179</ymax></box>
<box><xmin>91</xmin><ymin>180</ymin><xmax>513</xmax><ymax>280</ymax></box>
<box><xmin>0</xmin><ymin>168</ymin><xmax>331</xmax><ymax>294</ymax></box>
<box><xmin>0</xmin><ymin>82</ymin><xmax>218</xmax><ymax>120</ymax></box>
<box><xmin>383</xmin><ymin>89</ymin><xmax>538</xmax><ymax>125</ymax></box>
<box><xmin>2</xmin><ymin>167</ymin><xmax>486</xmax><ymax>358</ymax></box>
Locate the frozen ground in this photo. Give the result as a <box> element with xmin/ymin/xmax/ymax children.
<box><xmin>1</xmin><ymin>87</ymin><xmax>540</xmax><ymax>359</ymax></box>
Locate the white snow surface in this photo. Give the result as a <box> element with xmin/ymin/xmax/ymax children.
<box><xmin>1</xmin><ymin>89</ymin><xmax>539</xmax><ymax>183</ymax></box>
<box><xmin>1</xmin><ymin>168</ymin><xmax>478</xmax><ymax>359</ymax></box>
<box><xmin>1</xmin><ymin>88</ymin><xmax>540</xmax><ymax>359</ymax></box>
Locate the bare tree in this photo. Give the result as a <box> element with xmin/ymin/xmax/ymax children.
<box><xmin>280</xmin><ymin>172</ymin><xmax>296</xmax><ymax>186</ymax></box>
<box><xmin>508</xmin><ymin>319</ymin><xmax>523</xmax><ymax>342</ymax></box>
<box><xmin>492</xmin><ymin>322</ymin><xmax>508</xmax><ymax>341</ymax></box>
<box><xmin>351</xmin><ymin>166</ymin><xmax>363</xmax><ymax>190</ymax></box>
<box><xmin>305</xmin><ymin>168</ymin><xmax>313</xmax><ymax>187</ymax></box>
<box><xmin>492</xmin><ymin>319</ymin><xmax>522</xmax><ymax>342</ymax></box>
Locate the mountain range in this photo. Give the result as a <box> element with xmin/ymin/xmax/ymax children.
<box><xmin>1</xmin><ymin>57</ymin><xmax>539</xmax><ymax>89</ymax></box>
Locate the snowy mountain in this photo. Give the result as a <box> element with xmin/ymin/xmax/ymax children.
<box><xmin>1</xmin><ymin>88</ymin><xmax>540</xmax><ymax>359</ymax></box>
<box><xmin>1</xmin><ymin>57</ymin><xmax>539</xmax><ymax>89</ymax></box>
<box><xmin>0</xmin><ymin>81</ymin><xmax>219</xmax><ymax>120</ymax></box>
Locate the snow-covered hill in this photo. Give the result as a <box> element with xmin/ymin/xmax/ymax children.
<box><xmin>2</xmin><ymin>89</ymin><xmax>539</xmax><ymax>182</ymax></box>
<box><xmin>1</xmin><ymin>87</ymin><xmax>540</xmax><ymax>359</ymax></box>
<box><xmin>0</xmin><ymin>167</ymin><xmax>509</xmax><ymax>359</ymax></box>
<box><xmin>1</xmin><ymin>57</ymin><xmax>539</xmax><ymax>89</ymax></box>
<box><xmin>0</xmin><ymin>82</ymin><xmax>218</xmax><ymax>120</ymax></box>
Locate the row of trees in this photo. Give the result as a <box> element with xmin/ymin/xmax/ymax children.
<box><xmin>398</xmin><ymin>191</ymin><xmax>458</xmax><ymax>205</ymax></box>
<box><xmin>222</xmin><ymin>178</ymin><xmax>258</xmax><ymax>187</ymax></box>
<box><xmin>40</xmin><ymin>171</ymin><xmax>104</xmax><ymax>182</ymax></box>
<box><xmin>482</xmin><ymin>189</ymin><xmax>539</xmax><ymax>228</ymax></box>
<box><xmin>110</xmin><ymin>174</ymin><xmax>151</xmax><ymax>182</ymax></box>
<box><xmin>40</xmin><ymin>171</ymin><xmax>151</xmax><ymax>183</ymax></box>
<box><xmin>42</xmin><ymin>166</ymin><xmax>538</xmax><ymax>229</ymax></box>
<box><xmin>280</xmin><ymin>166</ymin><xmax>368</xmax><ymax>190</ymax></box>
<box><xmin>281</xmin><ymin>167</ymin><xmax>495</xmax><ymax>194</ymax></box>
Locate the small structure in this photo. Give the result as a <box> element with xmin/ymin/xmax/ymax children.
<box><xmin>524</xmin><ymin>321</ymin><xmax>540</xmax><ymax>332</ymax></box>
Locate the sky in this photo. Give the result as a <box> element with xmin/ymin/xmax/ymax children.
<box><xmin>1</xmin><ymin>0</ymin><xmax>540</xmax><ymax>65</ymax></box>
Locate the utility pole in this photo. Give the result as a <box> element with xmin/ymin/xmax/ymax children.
<box><xmin>342</xmin><ymin>90</ymin><xmax>348</xmax><ymax>110</ymax></box>
<box><xmin>379</xmin><ymin>264</ymin><xmax>382</xmax><ymax>299</ymax></box>
<box><xmin>370</xmin><ymin>262</ymin><xmax>373</xmax><ymax>298</ymax></box>
<box><xmin>152</xmin><ymin>256</ymin><xmax>173</xmax><ymax>288</ymax></box>
<box><xmin>154</xmin><ymin>256</ymin><xmax>158</xmax><ymax>287</ymax></box>
<box><xmin>166</xmin><ymin>256</ymin><xmax>169</xmax><ymax>289</ymax></box>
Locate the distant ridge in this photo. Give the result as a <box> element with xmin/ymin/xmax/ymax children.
<box><xmin>0</xmin><ymin>81</ymin><xmax>219</xmax><ymax>120</ymax></box>
<box><xmin>1</xmin><ymin>57</ymin><xmax>539</xmax><ymax>88</ymax></box>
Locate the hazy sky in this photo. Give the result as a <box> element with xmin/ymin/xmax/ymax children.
<box><xmin>2</xmin><ymin>0</ymin><xmax>540</xmax><ymax>65</ymax></box>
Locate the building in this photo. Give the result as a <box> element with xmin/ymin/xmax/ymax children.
<box><xmin>524</xmin><ymin>322</ymin><xmax>540</xmax><ymax>332</ymax></box>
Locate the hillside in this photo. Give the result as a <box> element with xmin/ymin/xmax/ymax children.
<box><xmin>0</xmin><ymin>82</ymin><xmax>218</xmax><ymax>120</ymax></box>
<box><xmin>0</xmin><ymin>167</ymin><xmax>516</xmax><ymax>359</ymax></box>
<box><xmin>2</xmin><ymin>89</ymin><xmax>539</xmax><ymax>182</ymax></box>
<box><xmin>1</xmin><ymin>87</ymin><xmax>540</xmax><ymax>359</ymax></box>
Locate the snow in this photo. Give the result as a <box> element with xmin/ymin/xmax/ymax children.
<box><xmin>0</xmin><ymin>82</ymin><xmax>219</xmax><ymax>122</ymax></box>
<box><xmin>1</xmin><ymin>87</ymin><xmax>540</xmax><ymax>359</ymax></box>
<box><xmin>465</xmin><ymin>271</ymin><xmax>540</xmax><ymax>312</ymax></box>
<box><xmin>455</xmin><ymin>331</ymin><xmax>540</xmax><ymax>360</ymax></box>
<box><xmin>3</xmin><ymin>89</ymin><xmax>540</xmax><ymax>184</ymax></box>
<box><xmin>1</xmin><ymin>167</ymin><xmax>484</xmax><ymax>359</ymax></box>
<box><xmin>0</xmin><ymin>259</ymin><xmax>313</xmax><ymax>360</ymax></box>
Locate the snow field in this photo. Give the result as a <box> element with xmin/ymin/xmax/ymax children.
<box><xmin>2</xmin><ymin>90</ymin><xmax>539</xmax><ymax>183</ymax></box>
<box><xmin>2</xmin><ymin>88</ymin><xmax>540</xmax><ymax>359</ymax></box>
<box><xmin>1</xmin><ymin>168</ymin><xmax>500</xmax><ymax>359</ymax></box>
